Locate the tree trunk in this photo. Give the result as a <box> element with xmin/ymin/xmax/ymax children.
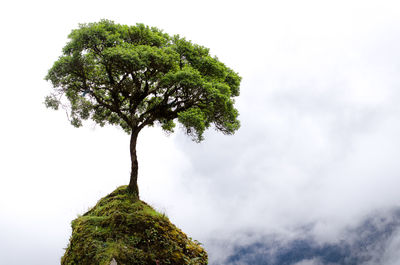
<box><xmin>128</xmin><ymin>131</ymin><xmax>139</xmax><ymax>197</ymax></box>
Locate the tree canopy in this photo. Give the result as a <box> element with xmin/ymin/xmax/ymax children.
<box><xmin>45</xmin><ymin>20</ymin><xmax>241</xmax><ymax>195</ymax></box>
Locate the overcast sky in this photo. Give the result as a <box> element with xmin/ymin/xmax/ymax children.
<box><xmin>1</xmin><ymin>0</ymin><xmax>400</xmax><ymax>264</ymax></box>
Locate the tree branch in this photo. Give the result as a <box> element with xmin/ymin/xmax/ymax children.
<box><xmin>89</xmin><ymin>90</ymin><xmax>131</xmax><ymax>126</ymax></box>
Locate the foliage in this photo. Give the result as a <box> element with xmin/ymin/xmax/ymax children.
<box><xmin>45</xmin><ymin>19</ymin><xmax>241</xmax><ymax>141</ymax></box>
<box><xmin>61</xmin><ymin>186</ymin><xmax>207</xmax><ymax>265</ymax></box>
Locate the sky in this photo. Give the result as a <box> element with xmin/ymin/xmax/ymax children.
<box><xmin>1</xmin><ymin>0</ymin><xmax>400</xmax><ymax>264</ymax></box>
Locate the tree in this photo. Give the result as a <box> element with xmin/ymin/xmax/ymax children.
<box><xmin>45</xmin><ymin>20</ymin><xmax>241</xmax><ymax>197</ymax></box>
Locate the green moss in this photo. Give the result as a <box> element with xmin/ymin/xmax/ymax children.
<box><xmin>62</xmin><ymin>186</ymin><xmax>207</xmax><ymax>265</ymax></box>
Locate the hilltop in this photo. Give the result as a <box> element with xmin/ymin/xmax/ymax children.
<box><xmin>61</xmin><ymin>186</ymin><xmax>207</xmax><ymax>265</ymax></box>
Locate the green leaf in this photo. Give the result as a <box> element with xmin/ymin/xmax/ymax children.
<box><xmin>45</xmin><ymin>20</ymin><xmax>241</xmax><ymax>140</ymax></box>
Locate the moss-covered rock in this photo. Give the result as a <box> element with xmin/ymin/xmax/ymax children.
<box><xmin>61</xmin><ymin>186</ymin><xmax>207</xmax><ymax>265</ymax></box>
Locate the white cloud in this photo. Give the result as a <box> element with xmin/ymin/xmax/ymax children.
<box><xmin>293</xmin><ymin>258</ymin><xmax>324</xmax><ymax>265</ymax></box>
<box><xmin>380</xmin><ymin>229</ymin><xmax>400</xmax><ymax>265</ymax></box>
<box><xmin>2</xmin><ymin>0</ymin><xmax>400</xmax><ymax>264</ymax></box>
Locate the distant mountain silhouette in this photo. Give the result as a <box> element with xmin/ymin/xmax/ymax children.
<box><xmin>217</xmin><ymin>208</ymin><xmax>400</xmax><ymax>265</ymax></box>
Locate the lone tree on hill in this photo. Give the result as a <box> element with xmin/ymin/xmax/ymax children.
<box><xmin>45</xmin><ymin>20</ymin><xmax>241</xmax><ymax>197</ymax></box>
